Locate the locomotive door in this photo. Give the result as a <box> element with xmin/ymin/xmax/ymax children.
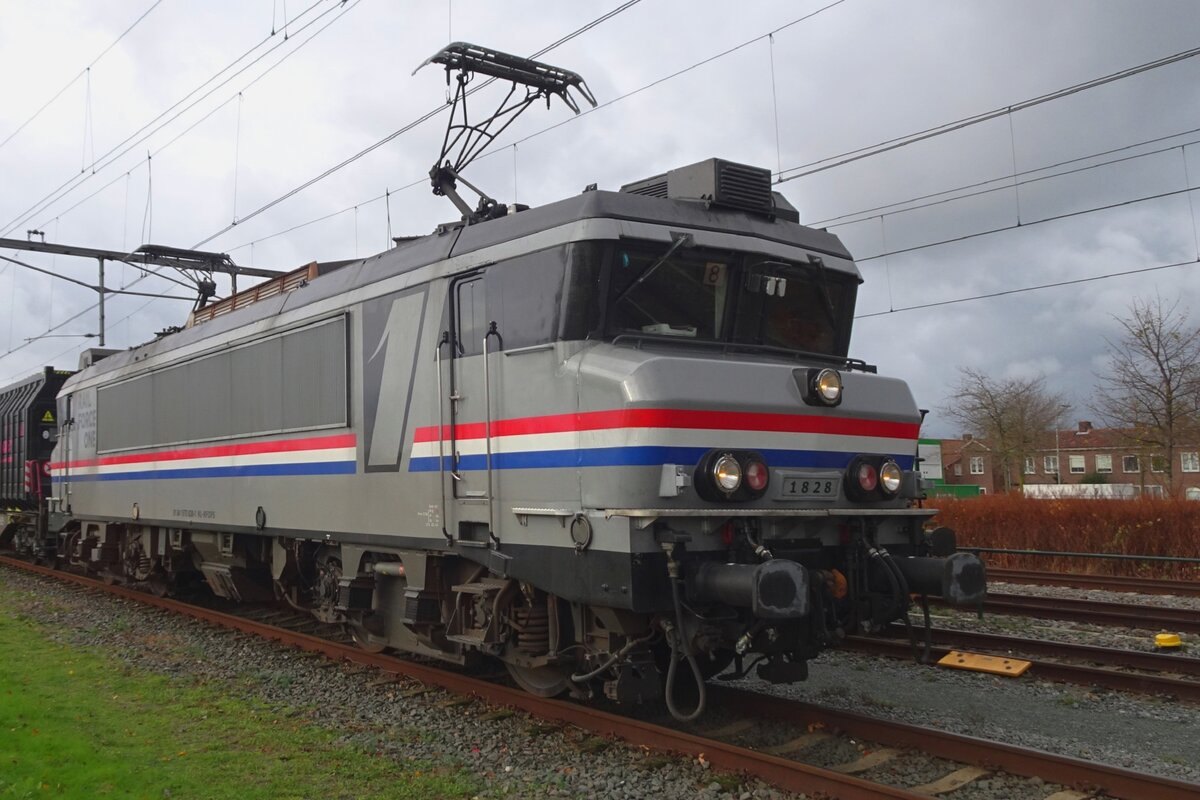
<box><xmin>448</xmin><ymin>273</ymin><xmax>499</xmax><ymax>538</ymax></box>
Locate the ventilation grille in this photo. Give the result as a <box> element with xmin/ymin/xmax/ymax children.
<box><xmin>620</xmin><ymin>159</ymin><xmax>776</xmax><ymax>217</ymax></box>
<box><xmin>620</xmin><ymin>173</ymin><xmax>669</xmax><ymax>198</ymax></box>
<box><xmin>716</xmin><ymin>161</ymin><xmax>772</xmax><ymax>212</ymax></box>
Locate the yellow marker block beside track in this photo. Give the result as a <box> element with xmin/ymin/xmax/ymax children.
<box><xmin>937</xmin><ymin>650</ymin><xmax>1032</xmax><ymax>677</ymax></box>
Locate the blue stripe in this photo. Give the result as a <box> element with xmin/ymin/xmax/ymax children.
<box><xmin>409</xmin><ymin>447</ymin><xmax>915</xmax><ymax>472</ymax></box>
<box><xmin>52</xmin><ymin>461</ymin><xmax>356</xmax><ymax>483</ymax></box>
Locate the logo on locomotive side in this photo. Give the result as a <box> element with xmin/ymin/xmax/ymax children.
<box><xmin>362</xmin><ymin>287</ymin><xmax>432</xmax><ymax>471</ymax></box>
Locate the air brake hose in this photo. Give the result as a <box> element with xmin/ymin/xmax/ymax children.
<box><xmin>879</xmin><ymin>549</ymin><xmax>924</xmax><ymax>663</ymax></box>
<box><xmin>868</xmin><ymin>546</ymin><xmax>904</xmax><ymax>622</ymax></box>
<box><xmin>664</xmin><ymin>574</ymin><xmax>707</xmax><ymax>722</ymax></box>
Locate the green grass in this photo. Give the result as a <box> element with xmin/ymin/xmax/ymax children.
<box><xmin>0</xmin><ymin>589</ymin><xmax>481</xmax><ymax>800</ymax></box>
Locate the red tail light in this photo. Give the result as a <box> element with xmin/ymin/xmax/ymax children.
<box><xmin>745</xmin><ymin>460</ymin><xmax>769</xmax><ymax>492</ymax></box>
<box><xmin>856</xmin><ymin>462</ymin><xmax>878</xmax><ymax>492</ymax></box>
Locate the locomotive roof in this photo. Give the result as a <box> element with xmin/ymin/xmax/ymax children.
<box><xmin>65</xmin><ymin>188</ymin><xmax>858</xmax><ymax>389</ymax></box>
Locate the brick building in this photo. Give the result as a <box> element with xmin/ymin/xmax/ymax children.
<box><xmin>938</xmin><ymin>422</ymin><xmax>1200</xmax><ymax>498</ymax></box>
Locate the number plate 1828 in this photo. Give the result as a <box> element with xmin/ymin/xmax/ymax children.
<box><xmin>778</xmin><ymin>473</ymin><xmax>840</xmax><ymax>500</ymax></box>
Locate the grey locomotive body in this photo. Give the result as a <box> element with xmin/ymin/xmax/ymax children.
<box><xmin>43</xmin><ymin>160</ymin><xmax>984</xmax><ymax>715</ymax></box>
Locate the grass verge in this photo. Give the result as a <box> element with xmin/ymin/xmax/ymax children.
<box><xmin>0</xmin><ymin>584</ymin><xmax>481</xmax><ymax>800</ymax></box>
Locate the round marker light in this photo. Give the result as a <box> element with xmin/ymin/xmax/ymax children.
<box><xmin>814</xmin><ymin>369</ymin><xmax>842</xmax><ymax>405</ymax></box>
<box><xmin>856</xmin><ymin>462</ymin><xmax>878</xmax><ymax>493</ymax></box>
<box><xmin>879</xmin><ymin>460</ymin><xmax>902</xmax><ymax>495</ymax></box>
<box><xmin>713</xmin><ymin>455</ymin><xmax>742</xmax><ymax>493</ymax></box>
<box><xmin>745</xmin><ymin>459</ymin><xmax>769</xmax><ymax>492</ymax></box>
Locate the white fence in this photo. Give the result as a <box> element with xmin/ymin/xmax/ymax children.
<box><xmin>1021</xmin><ymin>483</ymin><xmax>1139</xmax><ymax>499</ymax></box>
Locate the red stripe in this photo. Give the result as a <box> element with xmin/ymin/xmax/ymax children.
<box><xmin>50</xmin><ymin>433</ymin><xmax>356</xmax><ymax>471</ymax></box>
<box><xmin>412</xmin><ymin>409</ymin><xmax>918</xmax><ymax>443</ymax></box>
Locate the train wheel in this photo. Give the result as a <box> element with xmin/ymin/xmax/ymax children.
<box><xmin>505</xmin><ymin>661</ymin><xmax>571</xmax><ymax>698</ymax></box>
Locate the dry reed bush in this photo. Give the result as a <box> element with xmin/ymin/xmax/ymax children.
<box><xmin>929</xmin><ymin>495</ymin><xmax>1200</xmax><ymax>580</ymax></box>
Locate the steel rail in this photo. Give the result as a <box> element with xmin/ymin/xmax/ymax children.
<box><xmin>5</xmin><ymin>555</ymin><xmax>1199</xmax><ymax>800</ymax></box>
<box><xmin>876</xmin><ymin>625</ymin><xmax>1200</xmax><ymax>677</ymax></box>
<box><xmin>708</xmin><ymin>686</ymin><xmax>1200</xmax><ymax>800</ymax></box>
<box><xmin>976</xmin><ymin>592</ymin><xmax>1200</xmax><ymax>634</ymax></box>
<box><xmin>963</xmin><ymin>546</ymin><xmax>1200</xmax><ymax>565</ymax></box>
<box><xmin>844</xmin><ymin>632</ymin><xmax>1200</xmax><ymax>703</ymax></box>
<box><xmin>988</xmin><ymin>568</ymin><xmax>1200</xmax><ymax>599</ymax></box>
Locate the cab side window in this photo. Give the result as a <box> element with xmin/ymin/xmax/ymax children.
<box><xmin>455</xmin><ymin>276</ymin><xmax>487</xmax><ymax>356</ymax></box>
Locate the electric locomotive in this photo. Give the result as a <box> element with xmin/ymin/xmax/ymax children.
<box><xmin>10</xmin><ymin>44</ymin><xmax>986</xmax><ymax>720</ymax></box>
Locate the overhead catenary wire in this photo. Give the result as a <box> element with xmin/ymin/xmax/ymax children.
<box><xmin>502</xmin><ymin>0</ymin><xmax>849</xmax><ymax>154</ymax></box>
<box><xmin>1</xmin><ymin>0</ymin><xmax>340</xmax><ymax>238</ymax></box>
<box><xmin>191</xmin><ymin>0</ymin><xmax>649</xmax><ymax>249</ymax></box>
<box><xmin>4</xmin><ymin>1</ymin><xmax>648</xmax><ymax>379</ymax></box>
<box><xmin>7</xmin><ymin>4</ymin><xmax>1190</xmax><ymax>383</ymax></box>
<box><xmin>208</xmin><ymin>3</ymin><xmax>1196</xmax><ymax>261</ymax></box>
<box><xmin>12</xmin><ymin>0</ymin><xmax>360</xmax><ymax>302</ymax></box>
<box><xmin>0</xmin><ymin>258</ymin><xmax>192</xmax><ymax>380</ymax></box>
<box><xmin>776</xmin><ymin>42</ymin><xmax>1200</xmax><ymax>184</ymax></box>
<box><xmin>806</xmin><ymin>126</ymin><xmax>1200</xmax><ymax>229</ymax></box>
<box><xmin>206</xmin><ymin>0</ymin><xmax>845</xmax><ymax>252</ymax></box>
<box><xmin>854</xmin><ymin>184</ymin><xmax>1198</xmax><ymax>264</ymax></box>
<box><xmin>0</xmin><ymin>0</ymin><xmax>164</xmax><ymax>151</ymax></box>
<box><xmin>855</xmin><ymin>257</ymin><xmax>1200</xmax><ymax>319</ymax></box>
<box><xmin>0</xmin><ymin>254</ymin><xmax>192</xmax><ymax>301</ymax></box>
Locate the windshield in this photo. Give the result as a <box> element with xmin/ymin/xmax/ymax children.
<box><xmin>606</xmin><ymin>241</ymin><xmax>857</xmax><ymax>357</ymax></box>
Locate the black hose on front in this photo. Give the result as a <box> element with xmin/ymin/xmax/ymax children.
<box><xmin>879</xmin><ymin>549</ymin><xmax>922</xmax><ymax>663</ymax></box>
<box><xmin>664</xmin><ymin>574</ymin><xmax>706</xmax><ymax>722</ymax></box>
<box><xmin>868</xmin><ymin>547</ymin><xmax>904</xmax><ymax>623</ymax></box>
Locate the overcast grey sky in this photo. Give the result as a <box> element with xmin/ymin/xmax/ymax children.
<box><xmin>2</xmin><ymin>0</ymin><xmax>1198</xmax><ymax>435</ymax></box>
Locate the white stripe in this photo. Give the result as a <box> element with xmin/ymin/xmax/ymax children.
<box><xmin>59</xmin><ymin>446</ymin><xmax>356</xmax><ymax>477</ymax></box>
<box><xmin>411</xmin><ymin>429</ymin><xmax>913</xmax><ymax>459</ymax></box>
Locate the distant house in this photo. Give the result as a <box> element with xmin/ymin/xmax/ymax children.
<box><xmin>934</xmin><ymin>422</ymin><xmax>1200</xmax><ymax>498</ymax></box>
<box><xmin>937</xmin><ymin>435</ymin><xmax>999</xmax><ymax>494</ymax></box>
<box><xmin>918</xmin><ymin>438</ymin><xmax>984</xmax><ymax>497</ymax></box>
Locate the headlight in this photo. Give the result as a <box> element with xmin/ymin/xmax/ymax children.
<box><xmin>801</xmin><ymin>367</ymin><xmax>842</xmax><ymax>406</ymax></box>
<box><xmin>879</xmin><ymin>460</ymin><xmax>902</xmax><ymax>495</ymax></box>
<box><xmin>713</xmin><ymin>454</ymin><xmax>742</xmax><ymax>492</ymax></box>
<box><xmin>695</xmin><ymin>451</ymin><xmax>769</xmax><ymax>502</ymax></box>
<box><xmin>844</xmin><ymin>455</ymin><xmax>905</xmax><ymax>502</ymax></box>
<box><xmin>815</xmin><ymin>369</ymin><xmax>842</xmax><ymax>403</ymax></box>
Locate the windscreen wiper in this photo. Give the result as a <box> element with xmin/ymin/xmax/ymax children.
<box><xmin>807</xmin><ymin>254</ymin><xmax>839</xmax><ymax>329</ymax></box>
<box><xmin>611</xmin><ymin>232</ymin><xmax>694</xmax><ymax>306</ymax></box>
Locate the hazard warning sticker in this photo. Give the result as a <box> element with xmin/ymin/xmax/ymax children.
<box><xmin>42</xmin><ymin>410</ymin><xmax>55</xmax><ymax>423</ymax></box>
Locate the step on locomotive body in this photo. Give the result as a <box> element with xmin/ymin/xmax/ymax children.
<box><xmin>8</xmin><ymin>157</ymin><xmax>985</xmax><ymax>718</ymax></box>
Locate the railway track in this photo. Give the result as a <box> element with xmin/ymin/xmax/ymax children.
<box><xmin>946</xmin><ymin>592</ymin><xmax>1200</xmax><ymax>634</ymax></box>
<box><xmin>4</xmin><ymin>555</ymin><xmax>1199</xmax><ymax>800</ymax></box>
<box><xmin>845</xmin><ymin>626</ymin><xmax>1200</xmax><ymax>702</ymax></box>
<box><xmin>988</xmin><ymin>568</ymin><xmax>1200</xmax><ymax>599</ymax></box>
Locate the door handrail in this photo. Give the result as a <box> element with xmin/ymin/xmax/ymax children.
<box><xmin>434</xmin><ymin>332</ymin><xmax>453</xmax><ymax>543</ymax></box>
<box><xmin>482</xmin><ymin>321</ymin><xmax>503</xmax><ymax>547</ymax></box>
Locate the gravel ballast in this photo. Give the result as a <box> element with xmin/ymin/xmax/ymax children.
<box><xmin>733</xmin><ymin>578</ymin><xmax>1200</xmax><ymax>785</ymax></box>
<box><xmin>4</xmin><ymin>565</ymin><xmax>1198</xmax><ymax>798</ymax></box>
<box><xmin>0</xmin><ymin>568</ymin><xmax>794</xmax><ymax>800</ymax></box>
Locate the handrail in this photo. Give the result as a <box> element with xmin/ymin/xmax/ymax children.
<box><xmin>483</xmin><ymin>322</ymin><xmax>502</xmax><ymax>547</ymax></box>
<box><xmin>434</xmin><ymin>332</ymin><xmax>452</xmax><ymax>543</ymax></box>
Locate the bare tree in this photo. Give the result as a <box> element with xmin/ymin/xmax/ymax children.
<box><xmin>943</xmin><ymin>368</ymin><xmax>1068</xmax><ymax>491</ymax></box>
<box><xmin>1093</xmin><ymin>296</ymin><xmax>1200</xmax><ymax>496</ymax></box>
